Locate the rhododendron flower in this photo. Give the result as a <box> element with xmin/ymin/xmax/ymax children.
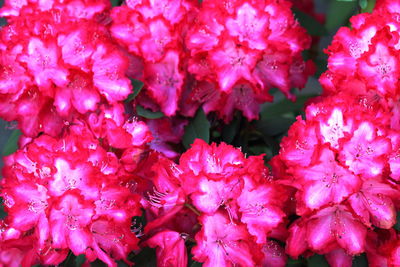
<box><xmin>146</xmin><ymin>230</ymin><xmax>188</xmax><ymax>267</ymax></box>
<box><xmin>286</xmin><ymin>205</ymin><xmax>367</xmax><ymax>257</ymax></box>
<box><xmin>292</xmin><ymin>146</ymin><xmax>361</xmax><ymax>212</ymax></box>
<box><xmin>185</xmin><ymin>0</ymin><xmax>314</xmax><ymax>121</ymax></box>
<box><xmin>137</xmin><ymin>139</ymin><xmax>288</xmax><ymax>266</ymax></box>
<box><xmin>1</xmin><ymin>123</ymin><xmax>142</xmax><ymax>265</ymax></box>
<box><xmin>1</xmin><ymin>0</ymin><xmax>110</xmax><ymax>20</ymax></box>
<box><xmin>0</xmin><ymin>0</ymin><xmax>133</xmax><ymax>137</ymax></box>
<box><xmin>261</xmin><ymin>240</ymin><xmax>287</xmax><ymax>267</ymax></box>
<box><xmin>110</xmin><ymin>0</ymin><xmax>198</xmax><ymax>116</ymax></box>
<box><xmin>144</xmin><ymin>117</ymin><xmax>187</xmax><ymax>159</ymax></box>
<box><xmin>363</xmin><ymin>229</ymin><xmax>400</xmax><ymax>267</ymax></box>
<box><xmin>178</xmin><ymin>140</ymin><xmax>287</xmax><ymax>236</ymax></box>
<box><xmin>274</xmin><ymin>93</ymin><xmax>400</xmax><ymax>259</ymax></box>
<box><xmin>325</xmin><ymin>248</ymin><xmax>353</xmax><ymax>267</ymax></box>
<box><xmin>320</xmin><ymin>0</ymin><xmax>400</xmax><ymax>99</ymax></box>
<box><xmin>192</xmin><ymin>212</ymin><xmax>262</xmax><ymax>267</ymax></box>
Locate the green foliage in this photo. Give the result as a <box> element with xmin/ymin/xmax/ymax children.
<box><xmin>353</xmin><ymin>253</ymin><xmax>368</xmax><ymax>267</ymax></box>
<box><xmin>293</xmin><ymin>9</ymin><xmax>327</xmax><ymax>36</ymax></box>
<box><xmin>307</xmin><ymin>254</ymin><xmax>329</xmax><ymax>267</ymax></box>
<box><xmin>2</xmin><ymin>129</ymin><xmax>21</xmax><ymax>156</ymax></box>
<box><xmin>75</xmin><ymin>255</ymin><xmax>86</xmax><ymax>266</ymax></box>
<box><xmin>126</xmin><ymin>79</ymin><xmax>144</xmax><ymax>103</ymax></box>
<box><xmin>136</xmin><ymin>106</ymin><xmax>165</xmax><ymax>119</ymax></box>
<box><xmin>221</xmin><ymin>115</ymin><xmax>241</xmax><ymax>143</ymax></box>
<box><xmin>286</xmin><ymin>258</ymin><xmax>305</xmax><ymax>267</ymax></box>
<box><xmin>110</xmin><ymin>0</ymin><xmax>123</xmax><ymax>7</ymax></box>
<box><xmin>336</xmin><ymin>0</ymin><xmax>376</xmax><ymax>10</ymax></box>
<box><xmin>130</xmin><ymin>247</ymin><xmax>157</xmax><ymax>267</ymax></box>
<box><xmin>189</xmin><ymin>261</ymin><xmax>203</xmax><ymax>267</ymax></box>
<box><xmin>394</xmin><ymin>211</ymin><xmax>400</xmax><ymax>231</ymax></box>
<box><xmin>326</xmin><ymin>0</ymin><xmax>358</xmax><ymax>31</ymax></box>
<box><xmin>182</xmin><ymin>108</ymin><xmax>210</xmax><ymax>149</ymax></box>
<box><xmin>0</xmin><ymin>198</ymin><xmax>6</xmax><ymax>219</ymax></box>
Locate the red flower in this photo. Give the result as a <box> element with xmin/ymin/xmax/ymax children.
<box><xmin>0</xmin><ymin>1</ymin><xmax>132</xmax><ymax>137</ymax></box>
<box><xmin>146</xmin><ymin>230</ymin><xmax>188</xmax><ymax>267</ymax></box>
<box><xmin>286</xmin><ymin>205</ymin><xmax>367</xmax><ymax>256</ymax></box>
<box><xmin>185</xmin><ymin>0</ymin><xmax>313</xmax><ymax>121</ymax></box>
<box><xmin>110</xmin><ymin>0</ymin><xmax>198</xmax><ymax>116</ymax></box>
<box><xmin>1</xmin><ymin>123</ymin><xmax>142</xmax><ymax>265</ymax></box>
<box><xmin>192</xmin><ymin>212</ymin><xmax>262</xmax><ymax>267</ymax></box>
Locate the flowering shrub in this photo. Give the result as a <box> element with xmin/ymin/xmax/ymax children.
<box><xmin>183</xmin><ymin>0</ymin><xmax>315</xmax><ymax>122</ymax></box>
<box><xmin>141</xmin><ymin>139</ymin><xmax>288</xmax><ymax>266</ymax></box>
<box><xmin>0</xmin><ymin>0</ymin><xmax>133</xmax><ymax>137</ymax></box>
<box><xmin>0</xmin><ymin>0</ymin><xmax>399</xmax><ymax>267</ymax></box>
<box><xmin>272</xmin><ymin>93</ymin><xmax>400</xmax><ymax>266</ymax></box>
<box><xmin>1</xmin><ymin>122</ymin><xmax>142</xmax><ymax>266</ymax></box>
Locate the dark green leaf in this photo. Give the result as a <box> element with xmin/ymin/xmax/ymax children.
<box><xmin>222</xmin><ymin>115</ymin><xmax>241</xmax><ymax>143</ymax></box>
<box><xmin>293</xmin><ymin>9</ymin><xmax>327</xmax><ymax>36</ymax></box>
<box><xmin>110</xmin><ymin>0</ymin><xmax>122</xmax><ymax>6</ymax></box>
<box><xmin>255</xmin><ymin>117</ymin><xmax>296</xmax><ymax>136</ymax></box>
<box><xmin>285</xmin><ymin>257</ymin><xmax>304</xmax><ymax>267</ymax></box>
<box><xmin>394</xmin><ymin>211</ymin><xmax>400</xmax><ymax>231</ymax></box>
<box><xmin>352</xmin><ymin>253</ymin><xmax>368</xmax><ymax>267</ymax></box>
<box><xmin>0</xmin><ymin>199</ymin><xmax>6</xmax><ymax>219</ymax></box>
<box><xmin>260</xmin><ymin>94</ymin><xmax>315</xmax><ymax>120</ymax></box>
<box><xmin>117</xmin><ymin>261</ymin><xmax>129</xmax><ymax>267</ymax></box>
<box><xmin>91</xmin><ymin>260</ymin><xmax>107</xmax><ymax>267</ymax></box>
<box><xmin>248</xmin><ymin>144</ymin><xmax>271</xmax><ymax>158</ymax></box>
<box><xmin>359</xmin><ymin>0</ymin><xmax>368</xmax><ymax>8</ymax></box>
<box><xmin>130</xmin><ymin>247</ymin><xmax>157</xmax><ymax>267</ymax></box>
<box><xmin>360</xmin><ymin>0</ymin><xmax>376</xmax><ymax>12</ymax></box>
<box><xmin>190</xmin><ymin>261</ymin><xmax>203</xmax><ymax>267</ymax></box>
<box><xmin>136</xmin><ymin>105</ymin><xmax>164</xmax><ymax>119</ymax></box>
<box><xmin>2</xmin><ymin>129</ymin><xmax>21</xmax><ymax>156</ymax></box>
<box><xmin>126</xmin><ymin>79</ymin><xmax>144</xmax><ymax>103</ymax></box>
<box><xmin>307</xmin><ymin>254</ymin><xmax>329</xmax><ymax>267</ymax></box>
<box><xmin>75</xmin><ymin>255</ymin><xmax>86</xmax><ymax>266</ymax></box>
<box><xmin>182</xmin><ymin>108</ymin><xmax>210</xmax><ymax>149</ymax></box>
<box><xmin>326</xmin><ymin>0</ymin><xmax>358</xmax><ymax>32</ymax></box>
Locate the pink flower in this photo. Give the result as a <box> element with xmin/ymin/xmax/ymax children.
<box><xmin>293</xmin><ymin>146</ymin><xmax>361</xmax><ymax>213</ymax></box>
<box><xmin>110</xmin><ymin>0</ymin><xmax>197</xmax><ymax>116</ymax></box>
<box><xmin>49</xmin><ymin>191</ymin><xmax>94</xmax><ymax>255</ymax></box>
<box><xmin>225</xmin><ymin>3</ymin><xmax>269</xmax><ymax>50</ymax></box>
<box><xmin>339</xmin><ymin>121</ymin><xmax>390</xmax><ymax>178</ymax></box>
<box><xmin>209</xmin><ymin>40</ymin><xmax>259</xmax><ymax>93</ymax></box>
<box><xmin>261</xmin><ymin>240</ymin><xmax>287</xmax><ymax>267</ymax></box>
<box><xmin>1</xmin><ymin>123</ymin><xmax>143</xmax><ymax>265</ymax></box>
<box><xmin>185</xmin><ymin>0</ymin><xmax>313</xmax><ymax>121</ymax></box>
<box><xmin>325</xmin><ymin>248</ymin><xmax>353</xmax><ymax>267</ymax></box>
<box><xmin>144</xmin><ymin>50</ymin><xmax>184</xmax><ymax>116</ymax></box>
<box><xmin>146</xmin><ymin>230</ymin><xmax>188</xmax><ymax>267</ymax></box>
<box><xmin>287</xmin><ymin>205</ymin><xmax>367</xmax><ymax>256</ymax></box>
<box><xmin>348</xmin><ymin>180</ymin><xmax>399</xmax><ymax>229</ymax></box>
<box><xmin>237</xmin><ymin>183</ymin><xmax>286</xmax><ymax>244</ymax></box>
<box><xmin>192</xmin><ymin>212</ymin><xmax>261</xmax><ymax>267</ymax></box>
<box><xmin>320</xmin><ymin>2</ymin><xmax>400</xmax><ymax>99</ymax></box>
<box><xmin>0</xmin><ymin>1</ymin><xmax>132</xmax><ymax>137</ymax></box>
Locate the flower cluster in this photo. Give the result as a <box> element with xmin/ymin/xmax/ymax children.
<box><xmin>110</xmin><ymin>0</ymin><xmax>198</xmax><ymax>117</ymax></box>
<box><xmin>110</xmin><ymin>0</ymin><xmax>314</xmax><ymax>122</ymax></box>
<box><xmin>272</xmin><ymin>93</ymin><xmax>400</xmax><ymax>265</ymax></box>
<box><xmin>271</xmin><ymin>1</ymin><xmax>400</xmax><ymax>266</ymax></box>
<box><xmin>320</xmin><ymin>0</ymin><xmax>400</xmax><ymax>99</ymax></box>
<box><xmin>0</xmin><ymin>123</ymin><xmax>142</xmax><ymax>266</ymax></box>
<box><xmin>141</xmin><ymin>139</ymin><xmax>288</xmax><ymax>267</ymax></box>
<box><xmin>0</xmin><ymin>0</ymin><xmax>133</xmax><ymax>137</ymax></box>
<box><xmin>183</xmin><ymin>0</ymin><xmax>315</xmax><ymax>122</ymax></box>
<box><xmin>0</xmin><ymin>0</ymin><xmax>331</xmax><ymax>266</ymax></box>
